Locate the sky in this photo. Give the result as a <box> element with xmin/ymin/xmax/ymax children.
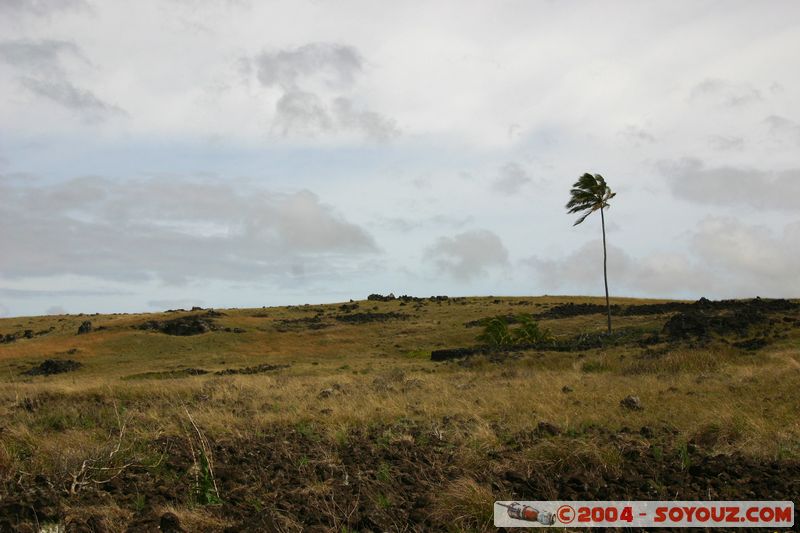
<box><xmin>1</xmin><ymin>0</ymin><xmax>799</xmax><ymax>317</ymax></box>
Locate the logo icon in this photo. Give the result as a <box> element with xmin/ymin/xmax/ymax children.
<box><xmin>557</xmin><ymin>504</ymin><xmax>576</xmax><ymax>524</ymax></box>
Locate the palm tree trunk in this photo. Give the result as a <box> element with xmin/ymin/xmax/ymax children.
<box><xmin>600</xmin><ymin>207</ymin><xmax>611</xmax><ymax>334</ymax></box>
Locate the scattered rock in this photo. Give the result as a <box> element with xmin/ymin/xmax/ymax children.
<box><xmin>620</xmin><ymin>395</ymin><xmax>643</xmax><ymax>411</ymax></box>
<box><xmin>561</xmin><ymin>385</ymin><xmax>573</xmax><ymax>393</ymax></box>
<box><xmin>159</xmin><ymin>512</ymin><xmax>184</xmax><ymax>533</ymax></box>
<box><xmin>136</xmin><ymin>316</ymin><xmax>217</xmax><ymax>336</ymax></box>
<box><xmin>23</xmin><ymin>359</ymin><xmax>82</xmax><ymax>376</ymax></box>
<box><xmin>640</xmin><ymin>426</ymin><xmax>655</xmax><ymax>438</ymax></box>
<box><xmin>537</xmin><ymin>421</ymin><xmax>562</xmax><ymax>436</ymax></box>
<box><xmin>276</xmin><ymin>316</ymin><xmax>330</xmax><ymax>331</ymax></box>
<box><xmin>77</xmin><ymin>321</ymin><xmax>93</xmax><ymax>334</ymax></box>
<box><xmin>367</xmin><ymin>293</ymin><xmax>396</xmax><ymax>301</ymax></box>
<box><xmin>732</xmin><ymin>337</ymin><xmax>769</xmax><ymax>351</ymax></box>
<box><xmin>215</xmin><ymin>363</ymin><xmax>288</xmax><ymax>376</ymax></box>
<box><xmin>334</xmin><ymin>312</ymin><xmax>408</xmax><ymax>324</ymax></box>
<box><xmin>318</xmin><ymin>388</ymin><xmax>334</xmax><ymax>399</ymax></box>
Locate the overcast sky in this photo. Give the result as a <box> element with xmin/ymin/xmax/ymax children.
<box><xmin>1</xmin><ymin>0</ymin><xmax>799</xmax><ymax>317</ymax></box>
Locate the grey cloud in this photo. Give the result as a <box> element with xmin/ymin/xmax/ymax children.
<box><xmin>526</xmin><ymin>241</ymin><xmax>713</xmax><ymax>297</ymax></box>
<box><xmin>274</xmin><ymin>90</ymin><xmax>332</xmax><ymax>136</ymax></box>
<box><xmin>0</xmin><ymin>176</ymin><xmax>378</xmax><ymax>284</ymax></box>
<box><xmin>708</xmin><ymin>135</ymin><xmax>744</xmax><ymax>151</ymax></box>
<box><xmin>274</xmin><ymin>91</ymin><xmax>398</xmax><ymax>141</ymax></box>
<box><xmin>376</xmin><ymin>214</ymin><xmax>475</xmax><ymax>233</ymax></box>
<box><xmin>331</xmin><ymin>97</ymin><xmax>399</xmax><ymax>141</ymax></box>
<box><xmin>764</xmin><ymin>115</ymin><xmax>800</xmax><ymax>145</ymax></box>
<box><xmin>249</xmin><ymin>43</ymin><xmax>396</xmax><ymax>142</ymax></box>
<box><xmin>20</xmin><ymin>77</ymin><xmax>125</xmax><ymax>118</ymax></box>
<box><xmin>0</xmin><ymin>0</ymin><xmax>87</xmax><ymax>17</ymax></box>
<box><xmin>527</xmin><ymin>218</ymin><xmax>800</xmax><ymax>299</ymax></box>
<box><xmin>45</xmin><ymin>305</ymin><xmax>67</xmax><ymax>315</ymax></box>
<box><xmin>690</xmin><ymin>79</ymin><xmax>762</xmax><ymax>107</ymax></box>
<box><xmin>492</xmin><ymin>162</ymin><xmax>531</xmax><ymax>195</ymax></box>
<box><xmin>619</xmin><ymin>125</ymin><xmax>655</xmax><ymax>145</ymax></box>
<box><xmin>0</xmin><ymin>39</ymin><xmax>121</xmax><ymax>120</ymax></box>
<box><xmin>0</xmin><ymin>287</ymin><xmax>132</xmax><ymax>297</ymax></box>
<box><xmin>658</xmin><ymin>158</ymin><xmax>800</xmax><ymax>211</ymax></box>
<box><xmin>424</xmin><ymin>229</ymin><xmax>509</xmax><ymax>281</ymax></box>
<box><xmin>0</xmin><ymin>39</ymin><xmax>81</xmax><ymax>71</ymax></box>
<box><xmin>689</xmin><ymin>217</ymin><xmax>800</xmax><ymax>296</ymax></box>
<box><xmin>252</xmin><ymin>42</ymin><xmax>362</xmax><ymax>91</ymax></box>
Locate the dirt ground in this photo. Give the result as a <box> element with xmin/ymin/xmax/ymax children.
<box><xmin>3</xmin><ymin>422</ymin><xmax>798</xmax><ymax>532</ymax></box>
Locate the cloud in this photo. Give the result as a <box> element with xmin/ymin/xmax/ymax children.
<box><xmin>376</xmin><ymin>214</ymin><xmax>475</xmax><ymax>233</ymax></box>
<box><xmin>20</xmin><ymin>77</ymin><xmax>124</xmax><ymax>118</ymax></box>
<box><xmin>527</xmin><ymin>217</ymin><xmax>800</xmax><ymax>298</ymax></box>
<box><xmin>689</xmin><ymin>217</ymin><xmax>800</xmax><ymax>296</ymax></box>
<box><xmin>764</xmin><ymin>115</ymin><xmax>800</xmax><ymax>145</ymax></box>
<box><xmin>526</xmin><ymin>241</ymin><xmax>713</xmax><ymax>297</ymax></box>
<box><xmin>249</xmin><ymin>43</ymin><xmax>397</xmax><ymax>142</ymax></box>
<box><xmin>45</xmin><ymin>305</ymin><xmax>67</xmax><ymax>315</ymax></box>
<box><xmin>424</xmin><ymin>229</ymin><xmax>509</xmax><ymax>281</ymax></box>
<box><xmin>274</xmin><ymin>90</ymin><xmax>332</xmax><ymax>136</ymax></box>
<box><xmin>331</xmin><ymin>97</ymin><xmax>398</xmax><ymax>142</ymax></box>
<box><xmin>619</xmin><ymin>125</ymin><xmax>656</xmax><ymax>145</ymax></box>
<box><xmin>658</xmin><ymin>158</ymin><xmax>800</xmax><ymax>211</ymax></box>
<box><xmin>251</xmin><ymin>42</ymin><xmax>362</xmax><ymax>91</ymax></box>
<box><xmin>0</xmin><ymin>39</ymin><xmax>81</xmax><ymax>70</ymax></box>
<box><xmin>708</xmin><ymin>135</ymin><xmax>744</xmax><ymax>151</ymax></box>
<box><xmin>0</xmin><ymin>176</ymin><xmax>378</xmax><ymax>284</ymax></box>
<box><xmin>492</xmin><ymin>162</ymin><xmax>531</xmax><ymax>195</ymax></box>
<box><xmin>689</xmin><ymin>79</ymin><xmax>762</xmax><ymax>107</ymax></box>
<box><xmin>0</xmin><ymin>287</ymin><xmax>131</xmax><ymax>297</ymax></box>
<box><xmin>0</xmin><ymin>0</ymin><xmax>87</xmax><ymax>18</ymax></box>
<box><xmin>0</xmin><ymin>38</ymin><xmax>122</xmax><ymax>120</ymax></box>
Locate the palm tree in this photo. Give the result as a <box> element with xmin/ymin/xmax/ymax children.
<box><xmin>566</xmin><ymin>173</ymin><xmax>617</xmax><ymax>334</ymax></box>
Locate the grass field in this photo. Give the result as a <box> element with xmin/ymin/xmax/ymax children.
<box><xmin>1</xmin><ymin>295</ymin><xmax>798</xmax><ymax>531</ymax></box>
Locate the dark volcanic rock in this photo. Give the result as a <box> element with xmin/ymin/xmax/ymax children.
<box><xmin>367</xmin><ymin>293</ymin><xmax>396</xmax><ymax>301</ymax></box>
<box><xmin>23</xmin><ymin>359</ymin><xmax>82</xmax><ymax>376</ymax></box>
<box><xmin>159</xmin><ymin>512</ymin><xmax>184</xmax><ymax>533</ymax></box>
<box><xmin>77</xmin><ymin>320</ymin><xmax>93</xmax><ymax>335</ymax></box>
<box><xmin>732</xmin><ymin>337</ymin><xmax>769</xmax><ymax>351</ymax></box>
<box><xmin>620</xmin><ymin>395</ymin><xmax>643</xmax><ymax>411</ymax></box>
<box><xmin>215</xmin><ymin>363</ymin><xmax>289</xmax><ymax>376</ymax></box>
<box><xmin>136</xmin><ymin>316</ymin><xmax>217</xmax><ymax>336</ymax></box>
<box><xmin>334</xmin><ymin>312</ymin><xmax>408</xmax><ymax>324</ymax></box>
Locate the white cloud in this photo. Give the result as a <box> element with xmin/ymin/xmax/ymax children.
<box><xmin>492</xmin><ymin>162</ymin><xmax>531</xmax><ymax>195</ymax></box>
<box><xmin>0</xmin><ymin>39</ymin><xmax>123</xmax><ymax>120</ymax></box>
<box><xmin>659</xmin><ymin>158</ymin><xmax>800</xmax><ymax>211</ymax></box>
<box><xmin>689</xmin><ymin>79</ymin><xmax>763</xmax><ymax>107</ymax></box>
<box><xmin>526</xmin><ymin>217</ymin><xmax>800</xmax><ymax>299</ymax></box>
<box><xmin>425</xmin><ymin>229</ymin><xmax>509</xmax><ymax>281</ymax></box>
<box><xmin>0</xmin><ymin>175</ymin><xmax>377</xmax><ymax>284</ymax></box>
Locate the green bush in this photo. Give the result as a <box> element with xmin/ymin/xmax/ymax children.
<box><xmin>477</xmin><ymin>315</ymin><xmax>553</xmax><ymax>347</ymax></box>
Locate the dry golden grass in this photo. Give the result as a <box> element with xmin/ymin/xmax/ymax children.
<box><xmin>1</xmin><ymin>295</ymin><xmax>799</xmax><ymax>530</ymax></box>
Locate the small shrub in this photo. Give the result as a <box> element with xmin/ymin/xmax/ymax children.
<box><xmin>477</xmin><ymin>315</ymin><xmax>553</xmax><ymax>348</ymax></box>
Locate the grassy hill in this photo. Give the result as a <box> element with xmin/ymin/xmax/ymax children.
<box><xmin>1</xmin><ymin>295</ymin><xmax>799</xmax><ymax>531</ymax></box>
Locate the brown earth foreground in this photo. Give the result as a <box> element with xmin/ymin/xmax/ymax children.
<box><xmin>2</xmin><ymin>423</ymin><xmax>799</xmax><ymax>532</ymax></box>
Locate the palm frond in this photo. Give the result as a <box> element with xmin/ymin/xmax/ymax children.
<box><xmin>572</xmin><ymin>209</ymin><xmax>594</xmax><ymax>226</ymax></box>
<box><xmin>566</xmin><ymin>172</ymin><xmax>614</xmax><ymax>224</ymax></box>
